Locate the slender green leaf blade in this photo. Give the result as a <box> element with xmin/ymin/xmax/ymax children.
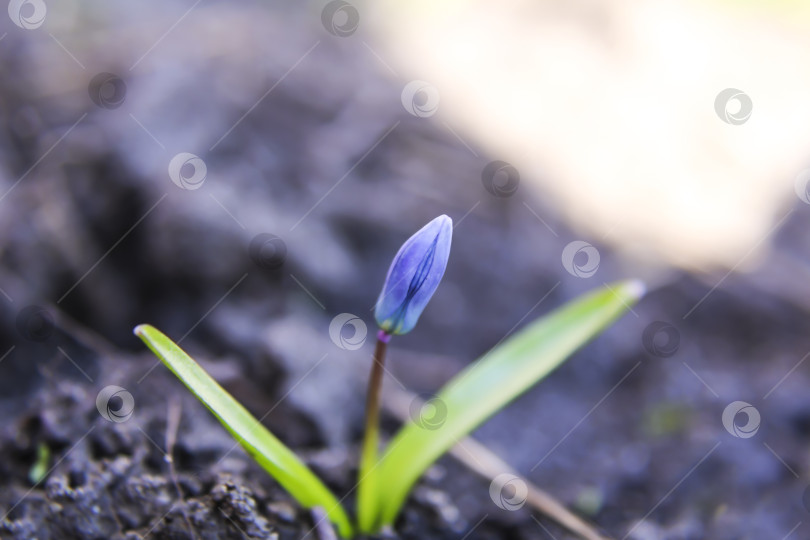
<box><xmin>134</xmin><ymin>324</ymin><xmax>354</xmax><ymax>538</ymax></box>
<box><xmin>374</xmin><ymin>280</ymin><xmax>645</xmax><ymax>527</ymax></box>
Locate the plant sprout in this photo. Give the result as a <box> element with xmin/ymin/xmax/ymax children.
<box><xmin>134</xmin><ymin>215</ymin><xmax>644</xmax><ymax>538</ymax></box>
<box><xmin>28</xmin><ymin>442</ymin><xmax>50</xmax><ymax>485</ymax></box>
<box><xmin>357</xmin><ymin>214</ymin><xmax>452</xmax><ymax>533</ymax></box>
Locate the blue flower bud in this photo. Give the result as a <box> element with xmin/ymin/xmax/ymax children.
<box><xmin>375</xmin><ymin>215</ymin><xmax>453</xmax><ymax>335</ymax></box>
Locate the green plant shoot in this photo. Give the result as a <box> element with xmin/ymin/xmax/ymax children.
<box><xmin>133</xmin><ymin>324</ymin><xmax>354</xmax><ymax>538</ymax></box>
<box><xmin>134</xmin><ymin>217</ymin><xmax>645</xmax><ymax>538</ymax></box>
<box><xmin>370</xmin><ymin>279</ymin><xmax>645</xmax><ymax>528</ymax></box>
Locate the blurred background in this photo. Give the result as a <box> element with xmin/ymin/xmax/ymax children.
<box><xmin>1</xmin><ymin>0</ymin><xmax>810</xmax><ymax>538</ymax></box>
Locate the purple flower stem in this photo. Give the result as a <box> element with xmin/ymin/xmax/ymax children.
<box><xmin>357</xmin><ymin>330</ymin><xmax>390</xmax><ymax>530</ymax></box>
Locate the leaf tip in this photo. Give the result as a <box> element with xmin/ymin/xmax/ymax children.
<box><xmin>133</xmin><ymin>324</ymin><xmax>152</xmax><ymax>337</ymax></box>
<box><xmin>622</xmin><ymin>279</ymin><xmax>646</xmax><ymax>301</ymax></box>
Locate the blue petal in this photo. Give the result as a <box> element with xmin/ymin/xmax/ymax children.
<box><xmin>375</xmin><ymin>215</ymin><xmax>452</xmax><ymax>334</ymax></box>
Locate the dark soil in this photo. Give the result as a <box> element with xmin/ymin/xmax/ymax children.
<box><xmin>1</xmin><ymin>2</ymin><xmax>809</xmax><ymax>539</ymax></box>
<box><xmin>0</xmin><ymin>322</ymin><xmax>592</xmax><ymax>540</ymax></box>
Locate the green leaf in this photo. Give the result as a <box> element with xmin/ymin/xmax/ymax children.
<box><xmin>372</xmin><ymin>280</ymin><xmax>645</xmax><ymax>528</ymax></box>
<box><xmin>134</xmin><ymin>324</ymin><xmax>354</xmax><ymax>538</ymax></box>
<box><xmin>28</xmin><ymin>442</ymin><xmax>50</xmax><ymax>485</ymax></box>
